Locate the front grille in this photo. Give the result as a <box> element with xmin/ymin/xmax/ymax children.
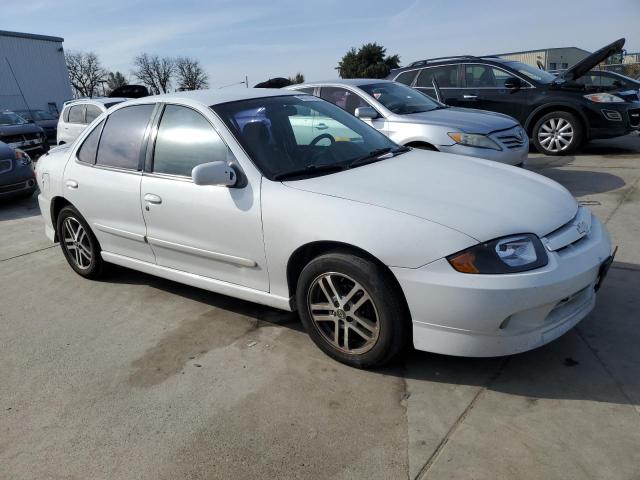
<box><xmin>0</xmin><ymin>159</ymin><xmax>12</xmax><ymax>174</ymax></box>
<box><xmin>629</xmin><ymin>109</ymin><xmax>640</xmax><ymax>128</ymax></box>
<box><xmin>495</xmin><ymin>129</ymin><xmax>527</xmax><ymax>149</ymax></box>
<box><xmin>543</xmin><ymin>206</ymin><xmax>592</xmax><ymax>252</ymax></box>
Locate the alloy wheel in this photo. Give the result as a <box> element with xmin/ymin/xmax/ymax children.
<box><xmin>62</xmin><ymin>217</ymin><xmax>93</xmax><ymax>270</ymax></box>
<box><xmin>538</xmin><ymin>117</ymin><xmax>574</xmax><ymax>153</ymax></box>
<box><xmin>307</xmin><ymin>272</ymin><xmax>380</xmax><ymax>355</ymax></box>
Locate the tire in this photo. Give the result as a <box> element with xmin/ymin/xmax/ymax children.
<box><xmin>56</xmin><ymin>205</ymin><xmax>104</xmax><ymax>279</ymax></box>
<box><xmin>532</xmin><ymin>111</ymin><xmax>583</xmax><ymax>155</ymax></box>
<box><xmin>296</xmin><ymin>252</ymin><xmax>409</xmax><ymax>368</ymax></box>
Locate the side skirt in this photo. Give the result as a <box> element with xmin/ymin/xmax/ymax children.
<box><xmin>101</xmin><ymin>251</ymin><xmax>293</xmax><ymax>312</ymax></box>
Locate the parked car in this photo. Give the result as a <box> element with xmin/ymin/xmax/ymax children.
<box><xmin>57</xmin><ymin>98</ymin><xmax>128</xmax><ymax>145</ymax></box>
<box><xmin>14</xmin><ymin>109</ymin><xmax>59</xmax><ymax>143</ymax></box>
<box><xmin>0</xmin><ymin>141</ymin><xmax>36</xmax><ymax>200</ymax></box>
<box><xmin>36</xmin><ymin>89</ymin><xmax>614</xmax><ymax>368</ymax></box>
<box><xmin>287</xmin><ymin>79</ymin><xmax>528</xmax><ymax>166</ymax></box>
<box><xmin>0</xmin><ymin>110</ymin><xmax>48</xmax><ymax>157</ymax></box>
<box><xmin>388</xmin><ymin>39</ymin><xmax>640</xmax><ymax>155</ymax></box>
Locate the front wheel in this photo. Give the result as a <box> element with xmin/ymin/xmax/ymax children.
<box><xmin>296</xmin><ymin>252</ymin><xmax>409</xmax><ymax>368</ymax></box>
<box><xmin>532</xmin><ymin>111</ymin><xmax>583</xmax><ymax>155</ymax></box>
<box><xmin>56</xmin><ymin>205</ymin><xmax>104</xmax><ymax>279</ymax></box>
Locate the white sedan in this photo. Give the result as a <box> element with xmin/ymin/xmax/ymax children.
<box><xmin>35</xmin><ymin>89</ymin><xmax>614</xmax><ymax>368</ymax></box>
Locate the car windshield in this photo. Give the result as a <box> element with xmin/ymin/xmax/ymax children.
<box><xmin>359</xmin><ymin>82</ymin><xmax>442</xmax><ymax>114</ymax></box>
<box><xmin>212</xmin><ymin>95</ymin><xmax>404</xmax><ymax>180</ymax></box>
<box><xmin>505</xmin><ymin>61</ymin><xmax>557</xmax><ymax>84</ymax></box>
<box><xmin>0</xmin><ymin>112</ymin><xmax>28</xmax><ymax>126</ymax></box>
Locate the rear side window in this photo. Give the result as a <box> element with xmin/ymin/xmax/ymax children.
<box><xmin>153</xmin><ymin>105</ymin><xmax>229</xmax><ymax>177</ymax></box>
<box><xmin>68</xmin><ymin>105</ymin><xmax>85</xmax><ymax>124</ymax></box>
<box><xmin>416</xmin><ymin>65</ymin><xmax>460</xmax><ymax>88</ymax></box>
<box><xmin>77</xmin><ymin>120</ymin><xmax>104</xmax><ymax>164</ymax></box>
<box><xmin>85</xmin><ymin>105</ymin><xmax>102</xmax><ymax>123</ymax></box>
<box><xmin>394</xmin><ymin>70</ymin><xmax>418</xmax><ymax>85</ymax></box>
<box><xmin>96</xmin><ymin>105</ymin><xmax>154</xmax><ymax>170</ymax></box>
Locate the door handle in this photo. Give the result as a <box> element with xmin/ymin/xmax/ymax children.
<box><xmin>65</xmin><ymin>179</ymin><xmax>78</xmax><ymax>189</ymax></box>
<box><xmin>315</xmin><ymin>123</ymin><xmax>328</xmax><ymax>130</ymax></box>
<box><xmin>144</xmin><ymin>193</ymin><xmax>162</xmax><ymax>204</ymax></box>
<box><xmin>463</xmin><ymin>94</ymin><xmax>478</xmax><ymax>99</ymax></box>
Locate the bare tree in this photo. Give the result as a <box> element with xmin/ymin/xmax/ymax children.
<box><xmin>132</xmin><ymin>53</ymin><xmax>175</xmax><ymax>94</ymax></box>
<box><xmin>288</xmin><ymin>72</ymin><xmax>305</xmax><ymax>84</ymax></box>
<box><xmin>65</xmin><ymin>51</ymin><xmax>106</xmax><ymax>98</ymax></box>
<box><xmin>175</xmin><ymin>57</ymin><xmax>209</xmax><ymax>91</ymax></box>
<box><xmin>106</xmin><ymin>71</ymin><xmax>128</xmax><ymax>94</ymax></box>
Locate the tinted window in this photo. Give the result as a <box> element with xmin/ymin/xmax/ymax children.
<box><xmin>320</xmin><ymin>87</ymin><xmax>369</xmax><ymax>115</ymax></box>
<box><xmin>68</xmin><ymin>105</ymin><xmax>85</xmax><ymax>124</ymax></box>
<box><xmin>96</xmin><ymin>105</ymin><xmax>154</xmax><ymax>170</ymax></box>
<box><xmin>360</xmin><ymin>82</ymin><xmax>441</xmax><ymax>114</ymax></box>
<box><xmin>77</xmin><ymin>120</ymin><xmax>104</xmax><ymax>164</ymax></box>
<box><xmin>395</xmin><ymin>70</ymin><xmax>418</xmax><ymax>86</ymax></box>
<box><xmin>464</xmin><ymin>65</ymin><xmax>495</xmax><ymax>87</ymax></box>
<box><xmin>85</xmin><ymin>105</ymin><xmax>102</xmax><ymax>123</ymax></box>
<box><xmin>153</xmin><ymin>105</ymin><xmax>230</xmax><ymax>177</ymax></box>
<box><xmin>505</xmin><ymin>61</ymin><xmax>556</xmax><ymax>83</ymax></box>
<box><xmin>416</xmin><ymin>65</ymin><xmax>460</xmax><ymax>88</ymax></box>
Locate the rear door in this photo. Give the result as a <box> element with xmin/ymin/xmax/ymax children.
<box><xmin>413</xmin><ymin>64</ymin><xmax>464</xmax><ymax>105</ymax></box>
<box><xmin>63</xmin><ymin>104</ymin><xmax>156</xmax><ymax>263</ymax></box>
<box><xmin>458</xmin><ymin>63</ymin><xmax>528</xmax><ymax>120</ymax></box>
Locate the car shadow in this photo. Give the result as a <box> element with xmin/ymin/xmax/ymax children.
<box><xmin>536</xmin><ymin>168</ymin><xmax>626</xmax><ymax>196</ymax></box>
<box><xmin>102</xmin><ymin>259</ymin><xmax>639</xmax><ymax>408</ymax></box>
<box><xmin>0</xmin><ymin>192</ymin><xmax>41</xmax><ymax>222</ymax></box>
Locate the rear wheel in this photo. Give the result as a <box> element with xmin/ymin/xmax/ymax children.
<box><xmin>532</xmin><ymin>111</ymin><xmax>583</xmax><ymax>155</ymax></box>
<box><xmin>296</xmin><ymin>252</ymin><xmax>408</xmax><ymax>368</ymax></box>
<box><xmin>56</xmin><ymin>205</ymin><xmax>104</xmax><ymax>279</ymax></box>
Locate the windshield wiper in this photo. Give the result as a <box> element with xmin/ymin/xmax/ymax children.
<box><xmin>273</xmin><ymin>163</ymin><xmax>347</xmax><ymax>181</ymax></box>
<box><xmin>348</xmin><ymin>146</ymin><xmax>410</xmax><ymax>168</ymax></box>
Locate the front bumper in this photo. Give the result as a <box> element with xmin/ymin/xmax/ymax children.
<box><xmin>392</xmin><ymin>214</ymin><xmax>612</xmax><ymax>357</ymax></box>
<box><xmin>0</xmin><ymin>177</ymin><xmax>37</xmax><ymax>199</ymax></box>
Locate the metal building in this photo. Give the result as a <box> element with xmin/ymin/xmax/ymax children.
<box><xmin>493</xmin><ymin>47</ymin><xmax>591</xmax><ymax>71</ymax></box>
<box><xmin>0</xmin><ymin>30</ymin><xmax>72</xmax><ymax>116</ymax></box>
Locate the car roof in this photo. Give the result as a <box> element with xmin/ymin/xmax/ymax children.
<box><xmin>291</xmin><ymin>79</ymin><xmax>395</xmax><ymax>88</ymax></box>
<box><xmin>64</xmin><ymin>97</ymin><xmax>128</xmax><ymax>107</ymax></box>
<box><xmin>123</xmin><ymin>88</ymin><xmax>300</xmax><ymax>107</ymax></box>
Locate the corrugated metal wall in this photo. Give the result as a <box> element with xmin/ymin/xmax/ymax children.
<box><xmin>0</xmin><ymin>33</ymin><xmax>72</xmax><ymax>114</ymax></box>
<box><xmin>498</xmin><ymin>51</ymin><xmax>547</xmax><ymax>69</ymax></box>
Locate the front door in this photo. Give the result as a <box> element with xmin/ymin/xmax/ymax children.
<box><xmin>318</xmin><ymin>86</ymin><xmax>387</xmax><ymax>135</ymax></box>
<box><xmin>457</xmin><ymin>64</ymin><xmax>528</xmax><ymax>121</ymax></box>
<box><xmin>63</xmin><ymin>104</ymin><xmax>156</xmax><ymax>263</ymax></box>
<box><xmin>140</xmin><ymin>104</ymin><xmax>268</xmax><ymax>292</ymax></box>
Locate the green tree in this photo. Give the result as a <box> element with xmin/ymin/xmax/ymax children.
<box><xmin>288</xmin><ymin>72</ymin><xmax>305</xmax><ymax>84</ymax></box>
<box><xmin>106</xmin><ymin>71</ymin><xmax>128</xmax><ymax>93</ymax></box>
<box><xmin>336</xmin><ymin>43</ymin><xmax>400</xmax><ymax>79</ymax></box>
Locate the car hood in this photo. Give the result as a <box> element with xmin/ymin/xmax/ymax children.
<box><xmin>556</xmin><ymin>38</ymin><xmax>625</xmax><ymax>82</ymax></box>
<box><xmin>0</xmin><ymin>123</ymin><xmax>43</xmax><ymax>136</ymax></box>
<box><xmin>392</xmin><ymin>107</ymin><xmax>518</xmax><ymax>134</ymax></box>
<box><xmin>283</xmin><ymin>150</ymin><xmax>577</xmax><ymax>241</ymax></box>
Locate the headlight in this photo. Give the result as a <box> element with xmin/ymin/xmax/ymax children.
<box><xmin>584</xmin><ymin>93</ymin><xmax>624</xmax><ymax>103</ymax></box>
<box><xmin>15</xmin><ymin>149</ymin><xmax>32</xmax><ymax>166</ymax></box>
<box><xmin>447</xmin><ymin>233</ymin><xmax>548</xmax><ymax>274</ymax></box>
<box><xmin>447</xmin><ymin>132</ymin><xmax>501</xmax><ymax>150</ymax></box>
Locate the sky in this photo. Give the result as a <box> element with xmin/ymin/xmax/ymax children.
<box><xmin>5</xmin><ymin>0</ymin><xmax>640</xmax><ymax>89</ymax></box>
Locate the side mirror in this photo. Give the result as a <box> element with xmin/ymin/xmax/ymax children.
<box><xmin>192</xmin><ymin>161</ymin><xmax>237</xmax><ymax>187</ymax></box>
<box><xmin>504</xmin><ymin>77</ymin><xmax>523</xmax><ymax>90</ymax></box>
<box><xmin>355</xmin><ymin>106</ymin><xmax>378</xmax><ymax>119</ymax></box>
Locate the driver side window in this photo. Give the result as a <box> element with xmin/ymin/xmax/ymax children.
<box><xmin>319</xmin><ymin>87</ymin><xmax>369</xmax><ymax>115</ymax></box>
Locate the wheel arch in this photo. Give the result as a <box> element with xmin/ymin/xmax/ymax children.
<box><xmin>50</xmin><ymin>196</ymin><xmax>73</xmax><ymax>242</ymax></box>
<box><xmin>286</xmin><ymin>240</ymin><xmax>411</xmax><ymax>318</ymax></box>
<box><xmin>524</xmin><ymin>103</ymin><xmax>588</xmax><ymax>139</ymax></box>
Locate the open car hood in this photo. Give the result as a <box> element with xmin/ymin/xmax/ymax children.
<box><xmin>555</xmin><ymin>38</ymin><xmax>625</xmax><ymax>83</ymax></box>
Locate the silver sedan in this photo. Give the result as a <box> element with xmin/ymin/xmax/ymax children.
<box><xmin>287</xmin><ymin>79</ymin><xmax>529</xmax><ymax>166</ymax></box>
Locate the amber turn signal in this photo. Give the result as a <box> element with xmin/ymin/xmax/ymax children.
<box><xmin>448</xmin><ymin>251</ymin><xmax>479</xmax><ymax>274</ymax></box>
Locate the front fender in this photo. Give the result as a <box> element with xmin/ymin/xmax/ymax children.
<box><xmin>261</xmin><ymin>181</ymin><xmax>477</xmax><ymax>299</ymax></box>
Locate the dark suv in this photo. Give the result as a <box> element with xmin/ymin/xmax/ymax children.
<box><xmin>388</xmin><ymin>39</ymin><xmax>640</xmax><ymax>155</ymax></box>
